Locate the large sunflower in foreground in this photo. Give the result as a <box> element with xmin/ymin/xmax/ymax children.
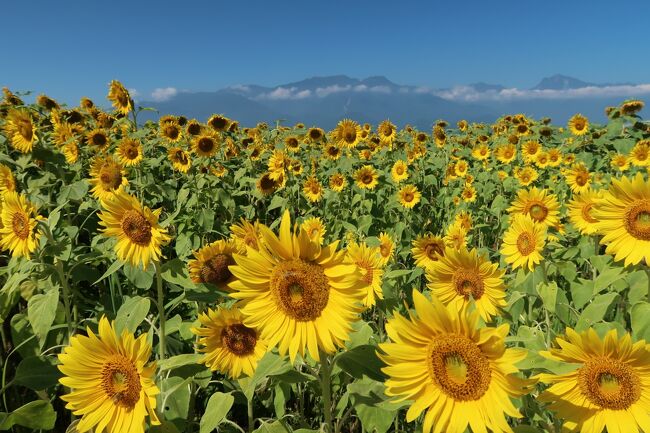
<box><xmin>4</xmin><ymin>108</ymin><xmax>37</xmax><ymax>153</ymax></box>
<box><xmin>188</xmin><ymin>239</ymin><xmax>238</xmax><ymax>291</ymax></box>
<box><xmin>594</xmin><ymin>173</ymin><xmax>650</xmax><ymax>266</ymax></box>
<box><xmin>567</xmin><ymin>189</ymin><xmax>602</xmax><ymax>235</ymax></box>
<box><xmin>379</xmin><ymin>290</ymin><xmax>530</xmax><ymax>433</ymax></box>
<box><xmin>501</xmin><ymin>214</ymin><xmax>546</xmax><ymax>271</ymax></box>
<box><xmin>107</xmin><ymin>80</ymin><xmax>133</xmax><ymax>116</ymax></box>
<box><xmin>346</xmin><ymin>241</ymin><xmax>385</xmax><ymax>308</ymax></box>
<box><xmin>538</xmin><ymin>328</ymin><xmax>650</xmax><ymax>433</ymax></box>
<box><xmin>0</xmin><ymin>192</ymin><xmax>44</xmax><ymax>258</ymax></box>
<box><xmin>58</xmin><ymin>316</ymin><xmax>160</xmax><ymax>433</ymax></box>
<box><xmin>192</xmin><ymin>306</ymin><xmax>268</xmax><ymax>379</ymax></box>
<box><xmin>229</xmin><ymin>210</ymin><xmax>366</xmax><ymax>363</ymax></box>
<box><xmin>508</xmin><ymin>187</ymin><xmax>560</xmax><ymax>228</ymax></box>
<box><xmin>98</xmin><ymin>191</ymin><xmax>170</xmax><ymax>268</ymax></box>
<box><xmin>89</xmin><ymin>155</ymin><xmax>128</xmax><ymax>201</ymax></box>
<box><xmin>426</xmin><ymin>246</ymin><xmax>506</xmax><ymax>322</ymax></box>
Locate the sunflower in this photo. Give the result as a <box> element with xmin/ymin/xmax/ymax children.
<box><xmin>4</xmin><ymin>108</ymin><xmax>37</xmax><ymax>153</ymax></box>
<box><xmin>454</xmin><ymin>160</ymin><xmax>469</xmax><ymax>177</ymax></box>
<box><xmin>188</xmin><ymin>240</ymin><xmax>238</xmax><ymax>291</ymax></box>
<box><xmin>398</xmin><ymin>184</ymin><xmax>421</xmax><ymax>209</ymax></box>
<box><xmin>426</xmin><ymin>246</ymin><xmax>506</xmax><ymax>322</ymax></box>
<box><xmin>567</xmin><ymin>189</ymin><xmax>602</xmax><ymax>235</ymax></box>
<box><xmin>377</xmin><ymin>120</ymin><xmax>397</xmax><ymax>146</ymax></box>
<box><xmin>52</xmin><ymin>121</ymin><xmax>80</xmax><ymax>148</ymax></box>
<box><xmin>377</xmin><ymin>232</ymin><xmax>394</xmax><ymax>265</ymax></box>
<box><xmin>107</xmin><ymin>80</ymin><xmax>133</xmax><ymax>115</ymax></box>
<box><xmin>86</xmin><ymin>128</ymin><xmax>110</xmax><ymax>152</ymax></box>
<box><xmin>620</xmin><ymin>99</ymin><xmax>645</xmax><ymax>116</ymax></box>
<box><xmin>192</xmin><ymin>306</ymin><xmax>268</xmax><ymax>379</ymax></box>
<box><xmin>508</xmin><ymin>187</ymin><xmax>560</xmax><ymax>228</ymax></box>
<box><xmin>89</xmin><ymin>155</ymin><xmax>128</xmax><ymax>201</ymax></box>
<box><xmin>207</xmin><ymin>114</ymin><xmax>230</xmax><ymax>132</ymax></box>
<box><xmin>611</xmin><ymin>154</ymin><xmax>630</xmax><ymax>171</ymax></box>
<box><xmin>268</xmin><ymin>150</ymin><xmax>288</xmax><ymax>181</ymax></box>
<box><xmin>211</xmin><ymin>163</ymin><xmax>228</xmax><ymax>178</ymax></box>
<box><xmin>354</xmin><ymin>165</ymin><xmax>379</xmax><ymax>190</ymax></box>
<box><xmin>521</xmin><ymin>140</ymin><xmax>541</xmax><ymax>162</ymax></box>
<box><xmin>230</xmin><ymin>218</ymin><xmax>261</xmax><ymax>254</ymax></box>
<box><xmin>332</xmin><ymin>119</ymin><xmax>361</xmax><ymax>148</ymax></box>
<box><xmin>37</xmin><ymin>94</ymin><xmax>59</xmax><ymax>111</ymax></box>
<box><xmin>568</xmin><ymin>114</ymin><xmax>589</xmax><ymax>136</ymax></box>
<box><xmin>412</xmin><ymin>234</ymin><xmax>446</xmax><ymax>268</ymax></box>
<box><xmin>323</xmin><ymin>143</ymin><xmax>342</xmax><ymax>161</ymax></box>
<box><xmin>168</xmin><ymin>147</ymin><xmax>191</xmax><ymax>173</ymax></box>
<box><xmin>98</xmin><ymin>191</ymin><xmax>170</xmax><ymax>268</ymax></box>
<box><xmin>303</xmin><ymin>175</ymin><xmax>324</xmax><ymax>203</ymax></box>
<box><xmin>192</xmin><ymin>133</ymin><xmax>220</xmax><ymax>158</ymax></box>
<box><xmin>515</xmin><ymin>166</ymin><xmax>539</xmax><ymax>186</ymax></box>
<box><xmin>63</xmin><ymin>143</ymin><xmax>80</xmax><ymax>164</ymax></box>
<box><xmin>461</xmin><ymin>185</ymin><xmax>477</xmax><ymax>203</ymax></box>
<box><xmin>58</xmin><ymin>316</ymin><xmax>160</xmax><ymax>433</ymax></box>
<box><xmin>497</xmin><ymin>170</ymin><xmax>509</xmax><ymax>181</ymax></box>
<box><xmin>346</xmin><ymin>241</ymin><xmax>384</xmax><ymax>308</ymax></box>
<box><xmin>444</xmin><ymin>221</ymin><xmax>467</xmax><ymax>250</ymax></box>
<box><xmin>391</xmin><ymin>160</ymin><xmax>409</xmax><ymax>183</ymax></box>
<box><xmin>185</xmin><ymin>119</ymin><xmax>203</xmax><ymax>136</ymax></box>
<box><xmin>565</xmin><ymin>163</ymin><xmax>592</xmax><ymax>193</ymax></box>
<box><xmin>159</xmin><ymin>121</ymin><xmax>182</xmax><ymax>143</ymax></box>
<box><xmin>594</xmin><ymin>173</ymin><xmax>650</xmax><ymax>266</ymax></box>
<box><xmin>471</xmin><ymin>144</ymin><xmax>490</xmax><ymax>161</ymax></box>
<box><xmin>284</xmin><ymin>135</ymin><xmax>301</xmax><ymax>152</ymax></box>
<box><xmin>0</xmin><ymin>192</ymin><xmax>44</xmax><ymax>258</ymax></box>
<box><xmin>495</xmin><ymin>143</ymin><xmax>517</xmax><ymax>163</ymax></box>
<box><xmin>116</xmin><ymin>138</ymin><xmax>144</xmax><ymax>166</ymax></box>
<box><xmin>328</xmin><ymin>173</ymin><xmax>346</xmax><ymax>192</ymax></box>
<box><xmin>538</xmin><ymin>328</ymin><xmax>650</xmax><ymax>433</ymax></box>
<box><xmin>306</xmin><ymin>127</ymin><xmax>325</xmax><ymax>143</ymax></box>
<box><xmin>630</xmin><ymin>140</ymin><xmax>650</xmax><ymax>167</ymax></box>
<box><xmin>501</xmin><ymin>214</ymin><xmax>546</xmax><ymax>271</ymax></box>
<box><xmin>535</xmin><ymin>151</ymin><xmax>550</xmax><ymax>168</ymax></box>
<box><xmin>379</xmin><ymin>290</ymin><xmax>529</xmax><ymax>433</ymax></box>
<box><xmin>301</xmin><ymin>217</ymin><xmax>326</xmax><ymax>245</ymax></box>
<box><xmin>228</xmin><ymin>210</ymin><xmax>366</xmax><ymax>363</ymax></box>
<box><xmin>547</xmin><ymin>148</ymin><xmax>563</xmax><ymax>167</ymax></box>
<box><xmin>257</xmin><ymin>172</ymin><xmax>278</xmax><ymax>196</ymax></box>
<box><xmin>433</xmin><ymin>126</ymin><xmax>446</xmax><ymax>148</ymax></box>
<box><xmin>0</xmin><ymin>164</ymin><xmax>16</xmax><ymax>194</ymax></box>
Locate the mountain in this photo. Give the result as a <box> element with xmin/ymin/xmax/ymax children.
<box><xmin>138</xmin><ymin>74</ymin><xmax>646</xmax><ymax>128</ymax></box>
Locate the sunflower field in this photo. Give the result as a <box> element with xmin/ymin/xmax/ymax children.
<box><xmin>1</xmin><ymin>82</ymin><xmax>650</xmax><ymax>433</ymax></box>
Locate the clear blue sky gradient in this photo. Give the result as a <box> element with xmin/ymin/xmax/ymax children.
<box><xmin>4</xmin><ymin>0</ymin><xmax>650</xmax><ymax>104</ymax></box>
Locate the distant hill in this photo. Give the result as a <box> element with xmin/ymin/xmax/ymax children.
<box><xmin>137</xmin><ymin>74</ymin><xmax>647</xmax><ymax>128</ymax></box>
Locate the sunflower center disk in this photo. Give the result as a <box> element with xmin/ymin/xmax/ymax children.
<box><xmin>582</xmin><ymin>203</ymin><xmax>598</xmax><ymax>223</ymax></box>
<box><xmin>425</xmin><ymin>243</ymin><xmax>443</xmax><ymax>260</ymax></box>
<box><xmin>625</xmin><ymin>200</ymin><xmax>650</xmax><ymax>240</ymax></box>
<box><xmin>200</xmin><ymin>254</ymin><xmax>234</xmax><ymax>285</ymax></box>
<box><xmin>92</xmin><ymin>134</ymin><xmax>107</xmax><ymax>146</ymax></box>
<box><xmin>428</xmin><ymin>335</ymin><xmax>491</xmax><ymax>401</ymax></box>
<box><xmin>100</xmin><ymin>166</ymin><xmax>123</xmax><ymax>189</ymax></box>
<box><xmin>576</xmin><ymin>172</ymin><xmax>589</xmax><ymax>186</ymax></box>
<box><xmin>270</xmin><ymin>259</ymin><xmax>330</xmax><ymax>321</ymax></box>
<box><xmin>221</xmin><ymin>323</ymin><xmax>257</xmax><ymax>356</ymax></box>
<box><xmin>18</xmin><ymin>122</ymin><xmax>33</xmax><ymax>140</ymax></box>
<box><xmin>11</xmin><ymin>212</ymin><xmax>30</xmax><ymax>240</ymax></box>
<box><xmin>126</xmin><ymin>147</ymin><xmax>139</xmax><ymax>159</ymax></box>
<box><xmin>516</xmin><ymin>232</ymin><xmax>535</xmax><ymax>255</ymax></box>
<box><xmin>198</xmin><ymin>138</ymin><xmax>214</xmax><ymax>153</ymax></box>
<box><xmin>526</xmin><ymin>202</ymin><xmax>548</xmax><ymax>222</ymax></box>
<box><xmin>101</xmin><ymin>355</ymin><xmax>142</xmax><ymax>408</ymax></box>
<box><xmin>120</xmin><ymin>210</ymin><xmax>152</xmax><ymax>246</ymax></box>
<box><xmin>452</xmin><ymin>270</ymin><xmax>485</xmax><ymax>300</ymax></box>
<box><xmin>578</xmin><ymin>357</ymin><xmax>640</xmax><ymax>409</ymax></box>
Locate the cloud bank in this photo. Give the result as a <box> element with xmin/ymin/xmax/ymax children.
<box><xmin>151</xmin><ymin>87</ymin><xmax>178</xmax><ymax>102</ymax></box>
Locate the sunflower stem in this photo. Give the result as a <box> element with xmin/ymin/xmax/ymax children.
<box><xmin>55</xmin><ymin>259</ymin><xmax>74</xmax><ymax>343</ymax></box>
<box><xmin>319</xmin><ymin>352</ymin><xmax>334</xmax><ymax>433</ymax></box>
<box><xmin>154</xmin><ymin>261</ymin><xmax>166</xmax><ymax>361</ymax></box>
<box><xmin>247</xmin><ymin>396</ymin><xmax>254</xmax><ymax>433</ymax></box>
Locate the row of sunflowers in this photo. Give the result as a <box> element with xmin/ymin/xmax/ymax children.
<box><xmin>1</xmin><ymin>81</ymin><xmax>650</xmax><ymax>433</ymax></box>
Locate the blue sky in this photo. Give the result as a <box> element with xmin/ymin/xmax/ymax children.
<box><xmin>4</xmin><ymin>0</ymin><xmax>650</xmax><ymax>105</ymax></box>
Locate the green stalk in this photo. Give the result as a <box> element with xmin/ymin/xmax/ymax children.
<box><xmin>247</xmin><ymin>397</ymin><xmax>254</xmax><ymax>433</ymax></box>
<box><xmin>55</xmin><ymin>259</ymin><xmax>74</xmax><ymax>342</ymax></box>
<box><xmin>154</xmin><ymin>262</ymin><xmax>166</xmax><ymax>361</ymax></box>
<box><xmin>320</xmin><ymin>353</ymin><xmax>333</xmax><ymax>433</ymax></box>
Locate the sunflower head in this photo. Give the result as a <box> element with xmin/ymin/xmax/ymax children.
<box><xmin>107</xmin><ymin>80</ymin><xmax>133</xmax><ymax>115</ymax></box>
<box><xmin>412</xmin><ymin>234</ymin><xmax>446</xmax><ymax>268</ymax></box>
<box><xmin>501</xmin><ymin>214</ymin><xmax>546</xmax><ymax>271</ymax></box>
<box><xmin>301</xmin><ymin>216</ymin><xmax>326</xmax><ymax>245</ymax></box>
<box><xmin>568</xmin><ymin>114</ymin><xmax>589</xmax><ymax>136</ymax></box>
<box><xmin>333</xmin><ymin>119</ymin><xmax>361</xmax><ymax>148</ymax></box>
<box><xmin>329</xmin><ymin>173</ymin><xmax>347</xmax><ymax>192</ymax></box>
<box><xmin>398</xmin><ymin>184</ymin><xmax>421</xmax><ymax>209</ymax></box>
<box><xmin>4</xmin><ymin>108</ymin><xmax>37</xmax><ymax>153</ymax></box>
<box><xmin>207</xmin><ymin>114</ymin><xmax>230</xmax><ymax>132</ymax></box>
<box><xmin>188</xmin><ymin>240</ymin><xmax>238</xmax><ymax>290</ymax></box>
<box><xmin>89</xmin><ymin>155</ymin><xmax>128</xmax><ymax>201</ymax></box>
<box><xmin>354</xmin><ymin>165</ymin><xmax>379</xmax><ymax>190</ymax></box>
<box><xmin>0</xmin><ymin>191</ymin><xmax>44</xmax><ymax>258</ymax></box>
<box><xmin>168</xmin><ymin>147</ymin><xmax>192</xmax><ymax>173</ymax></box>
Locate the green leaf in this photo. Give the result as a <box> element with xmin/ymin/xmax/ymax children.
<box><xmin>575</xmin><ymin>292</ymin><xmax>618</xmax><ymax>331</ymax></box>
<box><xmin>0</xmin><ymin>400</ymin><xmax>56</xmax><ymax>430</ymax></box>
<box><xmin>161</xmin><ymin>259</ymin><xmax>195</xmax><ymax>288</ymax></box>
<box><xmin>115</xmin><ymin>296</ymin><xmax>151</xmax><ymax>334</ymax></box>
<box><xmin>27</xmin><ymin>288</ymin><xmax>59</xmax><ymax>347</ymax></box>
<box><xmin>158</xmin><ymin>354</ymin><xmax>204</xmax><ymax>372</ymax></box>
<box><xmin>161</xmin><ymin>376</ymin><xmax>191</xmax><ymax>421</ymax></box>
<box><xmin>536</xmin><ymin>281</ymin><xmax>558</xmax><ymax>313</ymax></box>
<box><xmin>253</xmin><ymin>420</ymin><xmax>290</xmax><ymax>433</ymax></box>
<box><xmin>631</xmin><ymin>302</ymin><xmax>650</xmax><ymax>342</ymax></box>
<box><xmin>13</xmin><ymin>356</ymin><xmax>62</xmax><ymax>390</ymax></box>
<box><xmin>199</xmin><ymin>392</ymin><xmax>234</xmax><ymax>433</ymax></box>
<box><xmin>123</xmin><ymin>263</ymin><xmax>155</xmax><ymax>289</ymax></box>
<box><xmin>94</xmin><ymin>260</ymin><xmax>124</xmax><ymax>284</ymax></box>
<box><xmin>240</xmin><ymin>352</ymin><xmax>292</xmax><ymax>400</ymax></box>
<box><xmin>335</xmin><ymin>345</ymin><xmax>386</xmax><ymax>381</ymax></box>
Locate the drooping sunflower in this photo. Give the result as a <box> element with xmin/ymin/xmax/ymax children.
<box><xmin>115</xmin><ymin>138</ymin><xmax>144</xmax><ymax>166</ymax></box>
<box><xmin>621</xmin><ymin>99</ymin><xmax>645</xmax><ymax>116</ymax></box>
<box><xmin>594</xmin><ymin>173</ymin><xmax>650</xmax><ymax>266</ymax></box>
<box><xmin>62</xmin><ymin>143</ymin><xmax>79</xmax><ymax>164</ymax></box>
<box><xmin>0</xmin><ymin>164</ymin><xmax>16</xmax><ymax>194</ymax></box>
<box><xmin>379</xmin><ymin>290</ymin><xmax>530</xmax><ymax>433</ymax></box>
<box><xmin>501</xmin><ymin>214</ymin><xmax>546</xmax><ymax>271</ymax></box>
<box><xmin>86</xmin><ymin>128</ymin><xmax>110</xmax><ymax>152</ymax></box>
<box><xmin>568</xmin><ymin>113</ymin><xmax>590</xmax><ymax>136</ymax></box>
<box><xmin>377</xmin><ymin>232</ymin><xmax>394</xmax><ymax>265</ymax></box>
<box><xmin>192</xmin><ymin>306</ymin><xmax>268</xmax><ymax>379</ymax></box>
<box><xmin>301</xmin><ymin>217</ymin><xmax>326</xmax><ymax>245</ymax></box>
<box><xmin>508</xmin><ymin>187</ymin><xmax>560</xmax><ymax>228</ymax></box>
<box><xmin>377</xmin><ymin>120</ymin><xmax>397</xmax><ymax>146</ymax></box>
<box><xmin>98</xmin><ymin>191</ymin><xmax>170</xmax><ymax>268</ymax></box>
<box><xmin>538</xmin><ymin>328</ymin><xmax>650</xmax><ymax>433</ymax></box>
<box><xmin>565</xmin><ymin>163</ymin><xmax>592</xmax><ymax>193</ymax></box>
<box><xmin>58</xmin><ymin>316</ymin><xmax>160</xmax><ymax>433</ymax></box>
<box><xmin>192</xmin><ymin>133</ymin><xmax>220</xmax><ymax>158</ymax></box>
<box><xmin>391</xmin><ymin>160</ymin><xmax>409</xmax><ymax>183</ymax></box>
<box><xmin>89</xmin><ymin>155</ymin><xmax>128</xmax><ymax>201</ymax></box>
<box><xmin>354</xmin><ymin>165</ymin><xmax>379</xmax><ymax>190</ymax></box>
<box><xmin>302</xmin><ymin>175</ymin><xmax>324</xmax><ymax>203</ymax></box>
<box><xmin>329</xmin><ymin>173</ymin><xmax>346</xmax><ymax>192</ymax></box>
<box><xmin>563</xmin><ymin>190</ymin><xmax>598</xmax><ymax>238</ymax></box>
<box><xmin>397</xmin><ymin>184</ymin><xmax>421</xmax><ymax>209</ymax></box>
<box><xmin>168</xmin><ymin>147</ymin><xmax>191</xmax><ymax>173</ymax></box>
<box><xmin>107</xmin><ymin>80</ymin><xmax>133</xmax><ymax>115</ymax></box>
<box><xmin>4</xmin><ymin>108</ymin><xmax>37</xmax><ymax>153</ymax></box>
<box><xmin>630</xmin><ymin>140</ymin><xmax>650</xmax><ymax>167</ymax></box>
<box><xmin>229</xmin><ymin>210</ymin><xmax>366</xmax><ymax>362</ymax></box>
<box><xmin>187</xmin><ymin>240</ymin><xmax>238</xmax><ymax>291</ymax></box>
<box><xmin>332</xmin><ymin>119</ymin><xmax>361</xmax><ymax>148</ymax></box>
<box><xmin>412</xmin><ymin>234</ymin><xmax>446</xmax><ymax>268</ymax></box>
<box><xmin>230</xmin><ymin>218</ymin><xmax>261</xmax><ymax>254</ymax></box>
<box><xmin>426</xmin><ymin>246</ymin><xmax>506</xmax><ymax>322</ymax></box>
<box><xmin>346</xmin><ymin>241</ymin><xmax>384</xmax><ymax>308</ymax></box>
<box><xmin>0</xmin><ymin>192</ymin><xmax>44</xmax><ymax>258</ymax></box>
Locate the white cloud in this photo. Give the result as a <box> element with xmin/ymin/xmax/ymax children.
<box><xmin>128</xmin><ymin>88</ymin><xmax>140</xmax><ymax>100</ymax></box>
<box><xmin>294</xmin><ymin>89</ymin><xmax>312</xmax><ymax>99</ymax></box>
<box><xmin>434</xmin><ymin>84</ymin><xmax>650</xmax><ymax>102</ymax></box>
<box><xmin>151</xmin><ymin>87</ymin><xmax>178</xmax><ymax>102</ymax></box>
<box><xmin>368</xmin><ymin>85</ymin><xmax>391</xmax><ymax>94</ymax></box>
<box><xmin>228</xmin><ymin>84</ymin><xmax>250</xmax><ymax>92</ymax></box>
<box><xmin>315</xmin><ymin>85</ymin><xmax>352</xmax><ymax>97</ymax></box>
